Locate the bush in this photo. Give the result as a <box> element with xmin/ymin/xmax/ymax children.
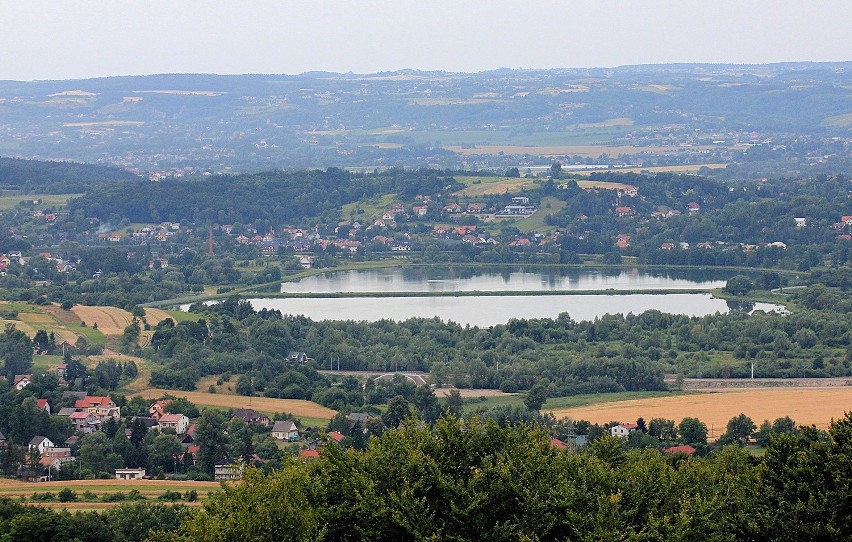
<box><xmin>58</xmin><ymin>488</ymin><xmax>77</xmax><ymax>502</ymax></box>
<box><xmin>499</xmin><ymin>380</ymin><xmax>519</xmax><ymax>393</ymax></box>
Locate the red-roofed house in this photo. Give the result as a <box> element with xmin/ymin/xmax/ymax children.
<box><xmin>75</xmin><ymin>396</ymin><xmax>116</xmax><ymax>409</ymax></box>
<box><xmin>149</xmin><ymin>399</ymin><xmax>172</xmax><ymax>420</ymax></box>
<box><xmin>13</xmin><ymin>374</ymin><xmax>32</xmax><ymax>391</ymax></box>
<box><xmin>550</xmin><ymin>437</ymin><xmax>568</xmax><ymax>451</ymax></box>
<box><xmin>610</xmin><ymin>423</ymin><xmax>639</xmax><ymax>438</ymax></box>
<box><xmin>36</xmin><ymin>399</ymin><xmax>50</xmax><ymax>415</ymax></box>
<box><xmin>299</xmin><ymin>449</ymin><xmax>320</xmax><ymax>460</ymax></box>
<box><xmin>615</xmin><ymin>206</ymin><xmax>633</xmax><ymax>217</ymax></box>
<box><xmin>327</xmin><ymin>431</ymin><xmax>345</xmax><ymax>443</ymax></box>
<box><xmin>663</xmin><ymin>444</ymin><xmax>696</xmax><ymax>455</ymax></box>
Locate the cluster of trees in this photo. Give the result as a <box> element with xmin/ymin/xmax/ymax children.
<box><xmin>10</xmin><ymin>412</ymin><xmax>848</xmax><ymax>541</ymax></box>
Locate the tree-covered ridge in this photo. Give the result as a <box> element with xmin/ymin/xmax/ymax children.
<box><xmin>0</xmin><ymin>157</ymin><xmax>140</xmax><ymax>193</ymax></box>
<box><xmin>67</xmin><ymin>167</ymin><xmax>458</xmax><ymax>226</ymax></box>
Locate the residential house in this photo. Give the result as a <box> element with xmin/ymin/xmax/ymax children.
<box><xmin>687</xmin><ymin>202</ymin><xmax>701</xmax><ymax>214</ymax></box>
<box><xmin>149</xmin><ymin>399</ymin><xmax>172</xmax><ymax>420</ymax></box>
<box><xmin>28</xmin><ymin>436</ymin><xmax>55</xmax><ymax>455</ymax></box>
<box><xmin>13</xmin><ymin>374</ymin><xmax>32</xmax><ymax>390</ymax></box>
<box><xmin>35</xmin><ymin>399</ymin><xmax>50</xmax><ymax>415</ymax></box>
<box><xmin>115</xmin><ymin>468</ymin><xmax>146</xmax><ymax>480</ymax></box>
<box><xmin>287</xmin><ymin>351</ymin><xmax>310</xmax><ymax>364</ymax></box>
<box><xmin>55</xmin><ymin>364</ymin><xmax>68</xmax><ymax>380</ymax></box>
<box><xmin>794</xmin><ymin>217</ymin><xmax>807</xmax><ymax>228</ymax></box>
<box><xmin>616</xmin><ymin>235</ymin><xmax>631</xmax><ymax>249</ymax></box>
<box><xmin>412</xmin><ymin>205</ymin><xmax>428</xmax><ymax>217</ymax></box>
<box><xmin>299</xmin><ymin>449</ymin><xmax>320</xmax><ymax>461</ymax></box>
<box><xmin>157</xmin><ymin>413</ymin><xmax>190</xmax><ymax>435</ymax></box>
<box><xmin>615</xmin><ymin>206</ymin><xmax>633</xmax><ymax>217</ymax></box>
<box><xmin>231</xmin><ymin>408</ymin><xmax>271</xmax><ymax>427</ymax></box>
<box><xmin>69</xmin><ymin>412</ymin><xmax>99</xmax><ymax>434</ymax></box>
<box><xmin>271</xmin><ymin>420</ymin><xmax>299</xmax><ymax>441</ymax></box>
<box><xmin>214</xmin><ymin>458</ymin><xmax>243</xmax><ymax>481</ymax></box>
<box><xmin>327</xmin><ymin>431</ymin><xmax>345</xmax><ymax>443</ymax></box>
<box><xmin>443</xmin><ymin>203</ymin><xmax>462</xmax><ymax>214</ymax></box>
<box><xmin>610</xmin><ymin>423</ymin><xmax>639</xmax><ymax>438</ymax></box>
<box><xmin>660</xmin><ymin>242</ymin><xmax>674</xmax><ymax>250</ymax></box>
<box><xmin>663</xmin><ymin>444</ymin><xmax>696</xmax><ymax>455</ymax></box>
<box><xmin>550</xmin><ymin>437</ymin><xmax>568</xmax><ymax>451</ymax></box>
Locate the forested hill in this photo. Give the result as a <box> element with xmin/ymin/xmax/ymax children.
<box><xmin>0</xmin><ymin>157</ymin><xmax>140</xmax><ymax>193</ymax></box>
<box><xmin>67</xmin><ymin>168</ymin><xmax>457</xmax><ymax>225</ymax></box>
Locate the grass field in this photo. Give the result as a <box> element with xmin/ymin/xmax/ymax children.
<box><xmin>0</xmin><ymin>193</ymin><xmax>81</xmax><ymax>211</ymax></box>
<box><xmin>517</xmin><ymin>196</ymin><xmax>566</xmax><ymax>233</ymax></box>
<box><xmin>0</xmin><ymin>479</ymin><xmax>220</xmax><ymax>510</ymax></box>
<box><xmin>129</xmin><ymin>389</ymin><xmax>337</xmax><ymax>421</ymax></box>
<box><xmin>341</xmin><ymin>193</ymin><xmax>399</xmax><ymax>221</ymax></box>
<box><xmin>454</xmin><ymin>176</ymin><xmax>538</xmax><ymax>196</ymax></box>
<box><xmin>548</xmin><ymin>388</ymin><xmax>852</xmax><ymax>437</ymax></box>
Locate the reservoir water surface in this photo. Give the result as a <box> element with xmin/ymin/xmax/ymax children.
<box><xmin>236</xmin><ymin>267</ymin><xmax>785</xmax><ymax>327</ymax></box>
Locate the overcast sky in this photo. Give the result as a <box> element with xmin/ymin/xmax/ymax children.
<box><xmin>1</xmin><ymin>1</ymin><xmax>850</xmax><ymax>81</ymax></box>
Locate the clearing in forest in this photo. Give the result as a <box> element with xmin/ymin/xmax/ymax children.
<box><xmin>548</xmin><ymin>388</ymin><xmax>852</xmax><ymax>436</ymax></box>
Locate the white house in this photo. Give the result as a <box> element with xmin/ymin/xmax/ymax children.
<box><xmin>157</xmin><ymin>413</ymin><xmax>190</xmax><ymax>435</ymax></box>
<box><xmin>115</xmin><ymin>468</ymin><xmax>146</xmax><ymax>480</ymax></box>
<box><xmin>28</xmin><ymin>435</ymin><xmax>55</xmax><ymax>454</ymax></box>
<box><xmin>271</xmin><ymin>420</ymin><xmax>299</xmax><ymax>441</ymax></box>
<box><xmin>610</xmin><ymin>423</ymin><xmax>639</xmax><ymax>438</ymax></box>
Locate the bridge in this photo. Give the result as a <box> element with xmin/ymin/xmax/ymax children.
<box><xmin>318</xmin><ymin>369</ymin><xmax>430</xmax><ymax>386</ymax></box>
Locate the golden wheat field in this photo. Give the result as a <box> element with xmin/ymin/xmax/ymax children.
<box><xmin>548</xmin><ymin>388</ymin><xmax>852</xmax><ymax>436</ymax></box>
<box><xmin>130</xmin><ymin>389</ymin><xmax>337</xmax><ymax>420</ymax></box>
<box><xmin>69</xmin><ymin>306</ymin><xmax>134</xmax><ymax>336</ymax></box>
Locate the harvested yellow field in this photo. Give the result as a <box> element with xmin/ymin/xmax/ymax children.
<box><xmin>548</xmin><ymin>388</ymin><xmax>852</xmax><ymax>435</ymax></box>
<box><xmin>143</xmin><ymin>308</ymin><xmax>173</xmax><ymax>326</ymax></box>
<box><xmin>17</xmin><ymin>312</ymin><xmax>78</xmax><ymax>343</ymax></box>
<box><xmin>130</xmin><ymin>388</ymin><xmax>337</xmax><ymax>420</ymax></box>
<box><xmin>455</xmin><ymin>178</ymin><xmax>537</xmax><ymax>196</ymax></box>
<box><xmin>70</xmin><ymin>306</ymin><xmax>134</xmax><ymax>336</ymax></box>
<box><xmin>576</xmin><ymin>180</ymin><xmax>636</xmax><ymax>191</ymax></box>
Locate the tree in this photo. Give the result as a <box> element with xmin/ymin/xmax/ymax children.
<box><xmin>649</xmin><ymin>418</ymin><xmax>677</xmax><ymax>441</ymax></box>
<box><xmin>445</xmin><ymin>389</ymin><xmax>463</xmax><ymax>419</ymax></box>
<box><xmin>524</xmin><ymin>384</ymin><xmax>547</xmax><ymax>412</ymax></box>
<box><xmin>195</xmin><ymin>410</ymin><xmax>228</xmax><ymax>475</ymax></box>
<box><xmin>0</xmin><ymin>323</ymin><xmax>33</xmax><ymax>379</ymax></box>
<box><xmin>678</xmin><ymin>417</ymin><xmax>708</xmax><ymax>445</ymax></box>
<box><xmin>549</xmin><ymin>162</ymin><xmax>562</xmax><ymax>179</ymax></box>
<box><xmin>725</xmin><ymin>275</ymin><xmax>754</xmax><ymax>296</ymax></box>
<box><xmin>382</xmin><ymin>395</ymin><xmax>412</xmax><ymax>429</ymax></box>
<box><xmin>719</xmin><ymin>413</ymin><xmax>756</xmax><ymax>446</ymax></box>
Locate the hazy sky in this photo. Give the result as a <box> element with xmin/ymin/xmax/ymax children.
<box><xmin>2</xmin><ymin>1</ymin><xmax>850</xmax><ymax>80</ymax></box>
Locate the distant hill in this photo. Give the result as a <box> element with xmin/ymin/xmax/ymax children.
<box><xmin>0</xmin><ymin>63</ymin><xmax>849</xmax><ymax>174</ymax></box>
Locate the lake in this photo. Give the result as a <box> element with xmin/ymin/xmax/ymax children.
<box><xmin>235</xmin><ymin>267</ymin><xmax>785</xmax><ymax>326</ymax></box>
<box><xmin>278</xmin><ymin>267</ymin><xmax>733</xmax><ymax>294</ymax></box>
<box><xmin>249</xmin><ymin>293</ymin><xmax>784</xmax><ymax>327</ymax></box>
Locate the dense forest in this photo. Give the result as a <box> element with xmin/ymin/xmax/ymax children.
<box><xmin>0</xmin><ymin>158</ymin><xmax>140</xmax><ymax>193</ymax></box>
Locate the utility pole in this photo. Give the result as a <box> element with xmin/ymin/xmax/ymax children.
<box><xmin>750</xmin><ymin>361</ymin><xmax>754</xmax><ymax>379</ymax></box>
